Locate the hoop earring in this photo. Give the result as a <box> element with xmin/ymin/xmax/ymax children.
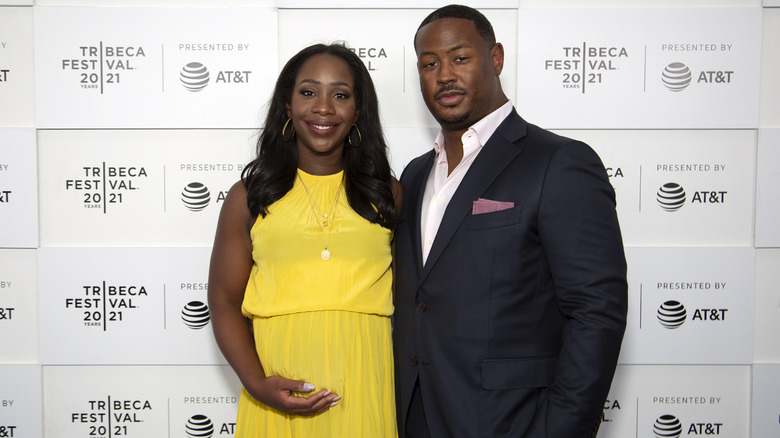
<box><xmin>347</xmin><ymin>123</ymin><xmax>362</xmax><ymax>148</ymax></box>
<box><xmin>281</xmin><ymin>118</ymin><xmax>295</xmax><ymax>142</ymax></box>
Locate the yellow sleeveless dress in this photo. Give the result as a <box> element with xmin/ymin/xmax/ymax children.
<box><xmin>236</xmin><ymin>170</ymin><xmax>398</xmax><ymax>437</ymax></box>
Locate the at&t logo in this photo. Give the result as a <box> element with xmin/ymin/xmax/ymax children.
<box><xmin>656</xmin><ymin>182</ymin><xmax>727</xmax><ymax>212</ymax></box>
<box><xmin>0</xmin><ymin>68</ymin><xmax>9</xmax><ymax>83</ymax></box>
<box><xmin>182</xmin><ymin>182</ymin><xmax>211</xmax><ymax>211</ymax></box>
<box><xmin>0</xmin><ymin>425</ymin><xmax>16</xmax><ymax>437</ymax></box>
<box><xmin>181</xmin><ymin>301</ymin><xmax>210</xmax><ymax>329</ymax></box>
<box><xmin>181</xmin><ymin>62</ymin><xmax>210</xmax><ymax>92</ymax></box>
<box><xmin>653</xmin><ymin>414</ymin><xmax>723</xmax><ymax>436</ymax></box>
<box><xmin>657</xmin><ymin>300</ymin><xmax>686</xmax><ymax>329</ymax></box>
<box><xmin>179</xmin><ymin>61</ymin><xmax>251</xmax><ymax>92</ymax></box>
<box><xmin>0</xmin><ymin>189</ymin><xmax>11</xmax><ymax>203</ymax></box>
<box><xmin>654</xmin><ymin>414</ymin><xmax>682</xmax><ymax>437</ymax></box>
<box><xmin>186</xmin><ymin>415</ymin><xmax>214</xmax><ymax>438</ymax></box>
<box><xmin>657</xmin><ymin>183</ymin><xmax>686</xmax><ymax>212</ymax></box>
<box><xmin>662</xmin><ymin>63</ymin><xmax>692</xmax><ymax>92</ymax></box>
<box><xmin>186</xmin><ymin>414</ymin><xmax>236</xmax><ymax>436</ymax></box>
<box><xmin>657</xmin><ymin>300</ymin><xmax>728</xmax><ymax>329</ymax></box>
<box><xmin>661</xmin><ymin>62</ymin><xmax>734</xmax><ymax>92</ymax></box>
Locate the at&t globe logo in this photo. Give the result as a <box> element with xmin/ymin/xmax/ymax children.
<box><xmin>181</xmin><ymin>62</ymin><xmax>210</xmax><ymax>92</ymax></box>
<box><xmin>657</xmin><ymin>183</ymin><xmax>686</xmax><ymax>212</ymax></box>
<box><xmin>654</xmin><ymin>414</ymin><xmax>683</xmax><ymax>438</ymax></box>
<box><xmin>181</xmin><ymin>301</ymin><xmax>210</xmax><ymax>329</ymax></box>
<box><xmin>182</xmin><ymin>182</ymin><xmax>211</xmax><ymax>212</ymax></box>
<box><xmin>186</xmin><ymin>414</ymin><xmax>214</xmax><ymax>438</ymax></box>
<box><xmin>662</xmin><ymin>63</ymin><xmax>692</xmax><ymax>92</ymax></box>
<box><xmin>657</xmin><ymin>300</ymin><xmax>687</xmax><ymax>329</ymax></box>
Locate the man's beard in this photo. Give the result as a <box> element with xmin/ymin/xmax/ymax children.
<box><xmin>433</xmin><ymin>109</ymin><xmax>471</xmax><ymax>131</ymax></box>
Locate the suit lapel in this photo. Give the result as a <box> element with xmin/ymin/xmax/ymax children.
<box><xmin>405</xmin><ymin>151</ymin><xmax>436</xmax><ymax>278</ymax></box>
<box><xmin>419</xmin><ymin>110</ymin><xmax>527</xmax><ymax>283</ymax></box>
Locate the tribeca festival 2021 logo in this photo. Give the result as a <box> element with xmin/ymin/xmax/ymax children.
<box><xmin>543</xmin><ymin>43</ymin><xmax>629</xmax><ymax>92</ymax></box>
<box><xmin>60</xmin><ymin>43</ymin><xmax>146</xmax><ymax>93</ymax></box>
<box><xmin>64</xmin><ymin>281</ymin><xmax>150</xmax><ymax>330</ymax></box>
<box><xmin>64</xmin><ymin>162</ymin><xmax>148</xmax><ymax>213</ymax></box>
<box><xmin>70</xmin><ymin>397</ymin><xmax>152</xmax><ymax>437</ymax></box>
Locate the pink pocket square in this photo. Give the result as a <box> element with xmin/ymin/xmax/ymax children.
<box><xmin>472</xmin><ymin>198</ymin><xmax>514</xmax><ymax>215</ymax></box>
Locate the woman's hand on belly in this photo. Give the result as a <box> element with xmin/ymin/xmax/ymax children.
<box><xmin>250</xmin><ymin>375</ymin><xmax>342</xmax><ymax>416</ymax></box>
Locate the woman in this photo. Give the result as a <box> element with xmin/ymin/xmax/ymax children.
<box><xmin>208</xmin><ymin>43</ymin><xmax>400</xmax><ymax>437</ymax></box>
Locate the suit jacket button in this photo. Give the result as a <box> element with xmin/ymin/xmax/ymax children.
<box><xmin>416</xmin><ymin>303</ymin><xmax>427</xmax><ymax>312</ymax></box>
<box><xmin>409</xmin><ymin>355</ymin><xmax>419</xmax><ymax>366</ymax></box>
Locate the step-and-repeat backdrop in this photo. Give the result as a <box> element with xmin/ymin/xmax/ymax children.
<box><xmin>1</xmin><ymin>1</ymin><xmax>779</xmax><ymax>437</ymax></box>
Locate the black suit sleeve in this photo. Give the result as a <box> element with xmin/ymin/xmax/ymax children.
<box><xmin>537</xmin><ymin>140</ymin><xmax>628</xmax><ymax>437</ymax></box>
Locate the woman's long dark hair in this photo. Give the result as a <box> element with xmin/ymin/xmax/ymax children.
<box><xmin>241</xmin><ymin>43</ymin><xmax>397</xmax><ymax>229</ymax></box>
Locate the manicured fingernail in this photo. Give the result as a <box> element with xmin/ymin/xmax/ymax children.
<box><xmin>302</xmin><ymin>383</ymin><xmax>315</xmax><ymax>391</ymax></box>
<box><xmin>323</xmin><ymin>390</ymin><xmax>332</xmax><ymax>397</ymax></box>
<box><xmin>332</xmin><ymin>396</ymin><xmax>342</xmax><ymax>402</ymax></box>
<box><xmin>330</xmin><ymin>401</ymin><xmax>340</xmax><ymax>407</ymax></box>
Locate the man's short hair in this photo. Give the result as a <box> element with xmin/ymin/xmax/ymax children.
<box><xmin>414</xmin><ymin>4</ymin><xmax>497</xmax><ymax>49</ymax></box>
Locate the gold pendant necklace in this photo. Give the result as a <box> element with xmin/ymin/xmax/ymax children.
<box><xmin>297</xmin><ymin>172</ymin><xmax>343</xmax><ymax>261</ymax></box>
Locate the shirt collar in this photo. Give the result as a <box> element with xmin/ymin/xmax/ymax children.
<box><xmin>432</xmin><ymin>100</ymin><xmax>514</xmax><ymax>156</ymax></box>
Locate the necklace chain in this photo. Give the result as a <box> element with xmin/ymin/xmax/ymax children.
<box><xmin>297</xmin><ymin>172</ymin><xmax>343</xmax><ymax>261</ymax></box>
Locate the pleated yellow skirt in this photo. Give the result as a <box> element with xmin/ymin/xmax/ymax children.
<box><xmin>235</xmin><ymin>310</ymin><xmax>397</xmax><ymax>437</ymax></box>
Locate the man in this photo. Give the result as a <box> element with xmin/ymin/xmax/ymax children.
<box><xmin>393</xmin><ymin>5</ymin><xmax>628</xmax><ymax>437</ymax></box>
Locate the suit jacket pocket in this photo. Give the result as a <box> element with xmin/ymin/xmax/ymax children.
<box><xmin>481</xmin><ymin>357</ymin><xmax>557</xmax><ymax>390</ymax></box>
<box><xmin>465</xmin><ymin>205</ymin><xmax>522</xmax><ymax>231</ymax></box>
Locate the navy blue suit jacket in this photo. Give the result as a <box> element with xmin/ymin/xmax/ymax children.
<box><xmin>393</xmin><ymin>109</ymin><xmax>627</xmax><ymax>437</ymax></box>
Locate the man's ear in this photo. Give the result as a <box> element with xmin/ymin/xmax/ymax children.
<box><xmin>491</xmin><ymin>42</ymin><xmax>505</xmax><ymax>76</ymax></box>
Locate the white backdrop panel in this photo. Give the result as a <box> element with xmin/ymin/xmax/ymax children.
<box><xmin>278</xmin><ymin>0</ymin><xmax>518</xmax><ymax>6</ymax></box>
<box><xmin>620</xmin><ymin>247</ymin><xmax>755</xmax><ymax>364</ymax></box>
<box><xmin>0</xmin><ymin>128</ymin><xmax>37</xmax><ymax>248</ymax></box>
<box><xmin>756</xmin><ymin>129</ymin><xmax>780</xmax><ymax>247</ymax></box>
<box><xmin>519</xmin><ymin>0</ymin><xmax>760</xmax><ymax>5</ymax></box>
<box><xmin>385</xmin><ymin>126</ymin><xmax>439</xmax><ymax>177</ymax></box>
<box><xmin>599</xmin><ymin>365</ymin><xmax>750</xmax><ymax>438</ymax></box>
<box><xmin>754</xmin><ymin>249</ymin><xmax>780</xmax><ymax>362</ymax></box>
<box><xmin>43</xmin><ymin>365</ymin><xmax>241</xmax><ymax>438</ymax></box>
<box><xmin>38</xmin><ymin>247</ymin><xmax>226</xmax><ymax>365</ymax></box>
<box><xmin>278</xmin><ymin>8</ymin><xmax>517</xmax><ymax>129</ymax></box>
<box><xmin>34</xmin><ymin>7</ymin><xmax>277</xmax><ymax>129</ymax></box>
<box><xmin>38</xmin><ymin>129</ymin><xmax>255</xmax><ymax>247</ymax></box>
<box><xmin>0</xmin><ymin>365</ymin><xmax>42</xmax><ymax>438</ymax></box>
<box><xmin>760</xmin><ymin>8</ymin><xmax>780</xmax><ymax>127</ymax></box>
<box><xmin>517</xmin><ymin>8</ymin><xmax>761</xmax><ymax>129</ymax></box>
<box><xmin>752</xmin><ymin>364</ymin><xmax>780</xmax><ymax>438</ymax></box>
<box><xmin>555</xmin><ymin>129</ymin><xmax>755</xmax><ymax>247</ymax></box>
<box><xmin>0</xmin><ymin>250</ymin><xmax>37</xmax><ymax>363</ymax></box>
<box><xmin>37</xmin><ymin>0</ymin><xmax>272</xmax><ymax>4</ymax></box>
<box><xmin>0</xmin><ymin>7</ymin><xmax>35</xmax><ymax>127</ymax></box>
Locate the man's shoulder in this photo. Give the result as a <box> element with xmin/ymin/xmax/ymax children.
<box><xmin>399</xmin><ymin>149</ymin><xmax>435</xmax><ymax>183</ymax></box>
